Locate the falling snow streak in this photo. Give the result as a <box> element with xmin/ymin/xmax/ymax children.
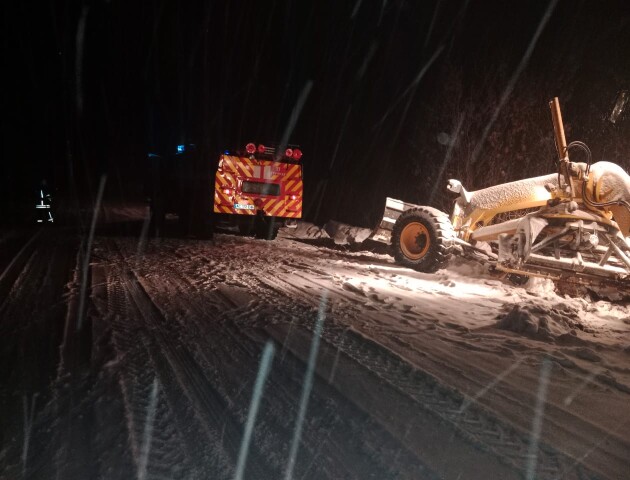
<box><xmin>525</xmin><ymin>358</ymin><xmax>551</xmax><ymax>480</ymax></box>
<box><xmin>391</xmin><ymin>48</ymin><xmax>442</xmax><ymax>148</ymax></box>
<box><xmin>563</xmin><ymin>368</ymin><xmax>603</xmax><ymax>406</ymax></box>
<box><xmin>283</xmin><ymin>290</ymin><xmax>327</xmax><ymax>480</ymax></box>
<box><xmin>21</xmin><ymin>394</ymin><xmax>37</xmax><ymax>476</ymax></box>
<box><xmin>77</xmin><ymin>174</ymin><xmax>107</xmax><ymax>330</ymax></box>
<box><xmin>137</xmin><ymin>378</ymin><xmax>159</xmax><ymax>480</ymax></box>
<box><xmin>377</xmin><ymin>0</ymin><xmax>388</xmax><ymax>27</ymax></box>
<box><xmin>556</xmin><ymin>418</ymin><xmax>630</xmax><ymax>480</ymax></box>
<box><xmin>373</xmin><ymin>44</ymin><xmax>445</xmax><ymax>130</ymax></box>
<box><xmin>280</xmin><ymin>317</ymin><xmax>297</xmax><ymax>364</ymax></box>
<box><xmin>237</xmin><ymin>1</ymin><xmax>278</xmax><ymax>141</ymax></box>
<box><xmin>234</xmin><ymin>342</ymin><xmax>276</xmax><ymax>480</ymax></box>
<box><xmin>313</xmin><ymin>105</ymin><xmax>353</xmax><ymax>222</ymax></box>
<box><xmin>74</xmin><ymin>6</ymin><xmax>89</xmax><ymax>115</ymax></box>
<box><xmin>469</xmin><ymin>0</ymin><xmax>559</xmax><ymax>167</ymax></box>
<box><xmin>143</xmin><ymin>1</ymin><xmax>167</xmax><ymax>77</ymax></box>
<box><xmin>0</xmin><ymin>230</ymin><xmax>42</xmax><ymax>292</ymax></box>
<box><xmin>327</xmin><ymin>330</ymin><xmax>347</xmax><ymax>385</ymax></box>
<box><xmin>458</xmin><ymin>355</ymin><xmax>526</xmax><ymax>414</ymax></box>
<box><xmin>423</xmin><ymin>0</ymin><xmax>442</xmax><ymax>50</ymax></box>
<box><xmin>278</xmin><ymin>80</ymin><xmax>313</xmax><ymax>160</ymax></box>
<box><xmin>136</xmin><ymin>207</ymin><xmax>152</xmax><ymax>261</ymax></box>
<box><xmin>356</xmin><ymin>42</ymin><xmax>378</xmax><ymax>80</ymax></box>
<box><xmin>350</xmin><ymin>0</ymin><xmax>363</xmax><ymax>19</ymax></box>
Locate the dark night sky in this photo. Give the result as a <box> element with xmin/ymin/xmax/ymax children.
<box><xmin>3</xmin><ymin>0</ymin><xmax>630</xmax><ymax>226</ymax></box>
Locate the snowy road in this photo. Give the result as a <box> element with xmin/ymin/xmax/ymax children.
<box><xmin>1</xmin><ymin>213</ymin><xmax>629</xmax><ymax>479</ymax></box>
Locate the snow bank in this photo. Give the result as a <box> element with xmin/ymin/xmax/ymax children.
<box><xmin>496</xmin><ymin>303</ymin><xmax>585</xmax><ymax>341</ymax></box>
<box><xmin>281</xmin><ymin>220</ymin><xmax>374</xmax><ymax>246</ymax></box>
<box><xmin>323</xmin><ymin>220</ymin><xmax>373</xmax><ymax>245</ymax></box>
<box><xmin>282</xmin><ymin>221</ymin><xmax>330</xmax><ymax>239</ymax></box>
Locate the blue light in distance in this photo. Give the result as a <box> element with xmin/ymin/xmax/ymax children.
<box><xmin>177</xmin><ymin>145</ymin><xmax>185</xmax><ymax>153</ymax></box>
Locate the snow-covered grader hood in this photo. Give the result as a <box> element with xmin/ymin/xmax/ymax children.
<box><xmin>373</xmin><ymin>97</ymin><xmax>630</xmax><ymax>290</ymax></box>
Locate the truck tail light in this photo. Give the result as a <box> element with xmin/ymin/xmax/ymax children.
<box><xmin>223</xmin><ymin>188</ymin><xmax>233</xmax><ymax>195</ymax></box>
<box><xmin>246</xmin><ymin>143</ymin><xmax>256</xmax><ymax>154</ymax></box>
<box><xmin>292</xmin><ymin>149</ymin><xmax>302</xmax><ymax>160</ymax></box>
<box><xmin>257</xmin><ymin>144</ymin><xmax>266</xmax><ymax>153</ymax></box>
<box><xmin>285</xmin><ymin>148</ymin><xmax>293</xmax><ymax>158</ymax></box>
<box><xmin>290</xmin><ymin>194</ymin><xmax>298</xmax><ymax>200</ymax></box>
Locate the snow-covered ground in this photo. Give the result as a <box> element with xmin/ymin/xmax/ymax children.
<box><xmin>285</xmin><ymin>221</ymin><xmax>630</xmax><ymax>477</ymax></box>
<box><xmin>1</xmin><ymin>209</ymin><xmax>629</xmax><ymax>479</ymax></box>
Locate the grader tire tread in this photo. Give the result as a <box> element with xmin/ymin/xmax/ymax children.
<box><xmin>392</xmin><ymin>207</ymin><xmax>454</xmax><ymax>273</ymax></box>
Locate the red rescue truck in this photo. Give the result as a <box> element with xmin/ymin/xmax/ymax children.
<box><xmin>214</xmin><ymin>142</ymin><xmax>303</xmax><ymax>239</ymax></box>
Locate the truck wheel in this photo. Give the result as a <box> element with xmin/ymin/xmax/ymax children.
<box><xmin>238</xmin><ymin>217</ymin><xmax>256</xmax><ymax>236</ymax></box>
<box><xmin>392</xmin><ymin>207</ymin><xmax>454</xmax><ymax>272</ymax></box>
<box><xmin>255</xmin><ymin>217</ymin><xmax>279</xmax><ymax>240</ymax></box>
<box><xmin>149</xmin><ymin>201</ymin><xmax>165</xmax><ymax>237</ymax></box>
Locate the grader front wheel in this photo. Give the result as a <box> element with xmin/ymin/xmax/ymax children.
<box><xmin>399</xmin><ymin>222</ymin><xmax>431</xmax><ymax>260</ymax></box>
<box><xmin>391</xmin><ymin>207</ymin><xmax>454</xmax><ymax>272</ymax></box>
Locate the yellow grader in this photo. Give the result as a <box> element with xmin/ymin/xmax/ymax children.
<box><xmin>374</xmin><ymin>95</ymin><xmax>630</xmax><ymax>289</ymax></box>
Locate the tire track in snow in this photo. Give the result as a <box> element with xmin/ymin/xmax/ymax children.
<box><xmin>99</xmin><ymin>277</ymin><xmax>200</xmax><ymax>480</ymax></box>
<box><xmin>319</xmin><ymin>326</ymin><xmax>603</xmax><ymax>480</ymax></box>
<box><xmin>287</xmin><ymin>256</ymin><xmax>628</xmax><ymax>479</ymax></box>
<box><xmin>132</xmin><ymin>237</ymin><xmax>520</xmax><ymax>478</ymax></box>
<box><xmin>185</xmin><ymin>236</ymin><xmax>604</xmax><ymax>480</ymax></box>
<box><xmin>103</xmin><ymin>238</ymin><xmax>277</xmax><ymax>480</ymax></box>
<box><xmin>96</xmin><ymin>269</ymin><xmax>231</xmax><ymax>478</ymax></box>
<box><xmin>0</xmin><ymin>229</ymin><xmax>99</xmax><ymax>479</ymax></box>
<box><xmin>105</xmin><ymin>235</ymin><xmax>607</xmax><ymax>479</ymax></box>
<box><xmin>366</xmin><ymin>320</ymin><xmax>630</xmax><ymax>480</ymax></box>
<box><xmin>111</xmin><ymin>237</ymin><xmax>439</xmax><ymax>479</ymax></box>
<box><xmin>248</xmin><ymin>244</ymin><xmax>611</xmax><ymax>479</ymax></box>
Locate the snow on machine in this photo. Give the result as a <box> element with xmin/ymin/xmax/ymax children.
<box><xmin>214</xmin><ymin>142</ymin><xmax>304</xmax><ymax>240</ymax></box>
<box><xmin>373</xmin><ymin>96</ymin><xmax>630</xmax><ymax>290</ymax></box>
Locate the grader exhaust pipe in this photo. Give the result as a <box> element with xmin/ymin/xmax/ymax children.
<box><xmin>549</xmin><ymin>97</ymin><xmax>576</xmax><ymax>198</ymax></box>
<box><xmin>549</xmin><ymin>97</ymin><xmax>568</xmax><ymax>162</ymax></box>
